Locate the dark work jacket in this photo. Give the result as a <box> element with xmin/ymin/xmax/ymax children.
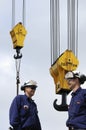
<box><xmin>66</xmin><ymin>87</ymin><xmax>86</xmax><ymax>129</ymax></box>
<box><xmin>9</xmin><ymin>94</ymin><xmax>42</xmax><ymax>130</ymax></box>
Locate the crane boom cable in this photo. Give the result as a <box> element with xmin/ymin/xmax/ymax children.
<box><xmin>53</xmin><ymin>0</ymin><xmax>56</xmax><ymax>63</ymax></box>
<box><xmin>15</xmin><ymin>59</ymin><xmax>21</xmax><ymax>77</ymax></box>
<box><xmin>67</xmin><ymin>0</ymin><xmax>70</xmax><ymax>50</ymax></box>
<box><xmin>70</xmin><ymin>0</ymin><xmax>72</xmax><ymax>51</ymax></box>
<box><xmin>50</xmin><ymin>0</ymin><xmax>53</xmax><ymax>65</ymax></box>
<box><xmin>50</xmin><ymin>0</ymin><xmax>60</xmax><ymax>64</ymax></box>
<box><xmin>76</xmin><ymin>0</ymin><xmax>78</xmax><ymax>57</ymax></box>
<box><xmin>22</xmin><ymin>0</ymin><xmax>26</xmax><ymax>26</ymax></box>
<box><xmin>15</xmin><ymin>58</ymin><xmax>21</xmax><ymax>95</ymax></box>
<box><xmin>72</xmin><ymin>0</ymin><xmax>75</xmax><ymax>55</ymax></box>
<box><xmin>12</xmin><ymin>0</ymin><xmax>15</xmax><ymax>28</ymax></box>
<box><xmin>53</xmin><ymin>0</ymin><xmax>60</xmax><ymax>62</ymax></box>
<box><xmin>70</xmin><ymin>0</ymin><xmax>72</xmax><ymax>52</ymax></box>
<box><xmin>56</xmin><ymin>0</ymin><xmax>60</xmax><ymax>57</ymax></box>
<box><xmin>53</xmin><ymin>0</ymin><xmax>57</xmax><ymax>62</ymax></box>
<box><xmin>67</xmin><ymin>0</ymin><xmax>78</xmax><ymax>57</ymax></box>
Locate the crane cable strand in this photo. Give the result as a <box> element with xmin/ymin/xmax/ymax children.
<box><xmin>57</xmin><ymin>0</ymin><xmax>60</xmax><ymax>57</ymax></box>
<box><xmin>50</xmin><ymin>0</ymin><xmax>60</xmax><ymax>65</ymax></box>
<box><xmin>12</xmin><ymin>0</ymin><xmax>15</xmax><ymax>28</ymax></box>
<box><xmin>76</xmin><ymin>0</ymin><xmax>78</xmax><ymax>58</ymax></box>
<box><xmin>50</xmin><ymin>0</ymin><xmax>53</xmax><ymax>65</ymax></box>
<box><xmin>67</xmin><ymin>0</ymin><xmax>78</xmax><ymax>57</ymax></box>
<box><xmin>67</xmin><ymin>0</ymin><xmax>71</xmax><ymax>50</ymax></box>
<box><xmin>12</xmin><ymin>0</ymin><xmax>26</xmax><ymax>27</ymax></box>
<box><xmin>15</xmin><ymin>59</ymin><xmax>21</xmax><ymax>85</ymax></box>
<box><xmin>22</xmin><ymin>0</ymin><xmax>26</xmax><ymax>26</ymax></box>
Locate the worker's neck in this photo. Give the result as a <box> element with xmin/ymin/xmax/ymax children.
<box><xmin>25</xmin><ymin>92</ymin><xmax>32</xmax><ymax>99</ymax></box>
<box><xmin>72</xmin><ymin>85</ymin><xmax>80</xmax><ymax>92</ymax></box>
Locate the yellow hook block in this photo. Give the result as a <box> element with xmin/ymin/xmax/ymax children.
<box><xmin>58</xmin><ymin>50</ymin><xmax>79</xmax><ymax>71</ymax></box>
<box><xmin>49</xmin><ymin>50</ymin><xmax>79</xmax><ymax>94</ymax></box>
<box><xmin>10</xmin><ymin>22</ymin><xmax>27</xmax><ymax>49</ymax></box>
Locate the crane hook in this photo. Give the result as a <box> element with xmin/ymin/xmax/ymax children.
<box><xmin>53</xmin><ymin>92</ymin><xmax>68</xmax><ymax>111</ymax></box>
<box><xmin>14</xmin><ymin>48</ymin><xmax>22</xmax><ymax>59</ymax></box>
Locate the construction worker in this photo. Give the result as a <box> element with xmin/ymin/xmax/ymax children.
<box><xmin>65</xmin><ymin>71</ymin><xmax>86</xmax><ymax>130</ymax></box>
<box><xmin>9</xmin><ymin>80</ymin><xmax>42</xmax><ymax>130</ymax></box>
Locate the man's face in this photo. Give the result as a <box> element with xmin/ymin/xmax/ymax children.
<box><xmin>66</xmin><ymin>78</ymin><xmax>77</xmax><ymax>90</ymax></box>
<box><xmin>25</xmin><ymin>87</ymin><xmax>36</xmax><ymax>97</ymax></box>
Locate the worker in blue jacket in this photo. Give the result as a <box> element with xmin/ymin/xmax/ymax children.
<box><xmin>9</xmin><ymin>80</ymin><xmax>42</xmax><ymax>130</ymax></box>
<box><xmin>65</xmin><ymin>71</ymin><xmax>86</xmax><ymax>130</ymax></box>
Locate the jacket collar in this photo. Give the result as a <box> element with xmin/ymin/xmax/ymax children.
<box><xmin>71</xmin><ymin>87</ymin><xmax>81</xmax><ymax>96</ymax></box>
<box><xmin>24</xmin><ymin>94</ymin><xmax>34</xmax><ymax>102</ymax></box>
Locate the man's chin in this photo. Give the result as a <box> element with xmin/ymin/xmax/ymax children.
<box><xmin>31</xmin><ymin>93</ymin><xmax>35</xmax><ymax>96</ymax></box>
<box><xmin>69</xmin><ymin>85</ymin><xmax>73</xmax><ymax>90</ymax></box>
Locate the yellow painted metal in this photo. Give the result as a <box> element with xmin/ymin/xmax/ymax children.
<box><xmin>10</xmin><ymin>22</ymin><xmax>27</xmax><ymax>49</ymax></box>
<box><xmin>58</xmin><ymin>50</ymin><xmax>79</xmax><ymax>71</ymax></box>
<box><xmin>49</xmin><ymin>49</ymin><xmax>79</xmax><ymax>94</ymax></box>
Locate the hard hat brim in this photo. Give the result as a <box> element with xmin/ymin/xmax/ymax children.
<box><xmin>21</xmin><ymin>85</ymin><xmax>37</xmax><ymax>91</ymax></box>
<box><xmin>65</xmin><ymin>71</ymin><xmax>80</xmax><ymax>80</ymax></box>
<box><xmin>65</xmin><ymin>72</ymin><xmax>74</xmax><ymax>79</ymax></box>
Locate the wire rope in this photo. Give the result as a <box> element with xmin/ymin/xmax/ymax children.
<box><xmin>12</xmin><ymin>0</ymin><xmax>15</xmax><ymax>27</ymax></box>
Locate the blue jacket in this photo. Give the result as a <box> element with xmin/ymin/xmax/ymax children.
<box><xmin>9</xmin><ymin>94</ymin><xmax>42</xmax><ymax>130</ymax></box>
<box><xmin>66</xmin><ymin>87</ymin><xmax>86</xmax><ymax>129</ymax></box>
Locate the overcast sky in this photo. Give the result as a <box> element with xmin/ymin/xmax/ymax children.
<box><xmin>0</xmin><ymin>0</ymin><xmax>86</xmax><ymax>130</ymax></box>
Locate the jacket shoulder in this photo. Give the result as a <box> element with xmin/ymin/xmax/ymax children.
<box><xmin>81</xmin><ymin>89</ymin><xmax>86</xmax><ymax>99</ymax></box>
<box><xmin>13</xmin><ymin>95</ymin><xmax>23</xmax><ymax>101</ymax></box>
<box><xmin>81</xmin><ymin>88</ymin><xmax>86</xmax><ymax>94</ymax></box>
<box><xmin>12</xmin><ymin>95</ymin><xmax>24</xmax><ymax>106</ymax></box>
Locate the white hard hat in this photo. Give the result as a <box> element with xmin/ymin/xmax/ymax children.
<box><xmin>65</xmin><ymin>71</ymin><xmax>80</xmax><ymax>79</ymax></box>
<box><xmin>21</xmin><ymin>80</ymin><xmax>37</xmax><ymax>90</ymax></box>
<box><xmin>25</xmin><ymin>80</ymin><xmax>37</xmax><ymax>86</ymax></box>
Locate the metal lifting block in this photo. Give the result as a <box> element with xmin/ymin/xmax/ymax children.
<box><xmin>49</xmin><ymin>49</ymin><xmax>79</xmax><ymax>94</ymax></box>
<box><xmin>10</xmin><ymin>22</ymin><xmax>27</xmax><ymax>49</ymax></box>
